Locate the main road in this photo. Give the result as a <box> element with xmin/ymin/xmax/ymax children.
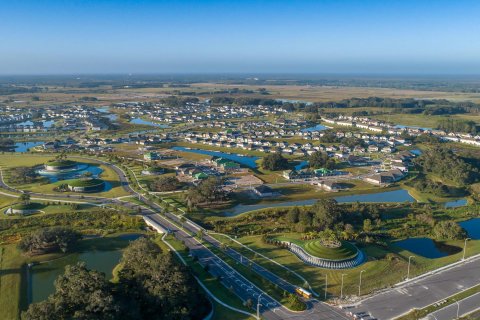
<box><xmin>350</xmin><ymin>255</ymin><xmax>480</xmax><ymax>319</ymax></box>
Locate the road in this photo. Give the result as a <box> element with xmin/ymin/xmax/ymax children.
<box><xmin>350</xmin><ymin>256</ymin><xmax>480</xmax><ymax>320</ymax></box>
<box><xmin>429</xmin><ymin>292</ymin><xmax>480</xmax><ymax>320</ymax></box>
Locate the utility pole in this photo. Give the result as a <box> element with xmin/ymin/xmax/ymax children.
<box><xmin>462</xmin><ymin>238</ymin><xmax>471</xmax><ymax>261</ymax></box>
<box><xmin>340</xmin><ymin>273</ymin><xmax>346</xmax><ymax>300</ymax></box>
<box><xmin>407</xmin><ymin>256</ymin><xmax>414</xmax><ymax>280</ymax></box>
<box><xmin>358</xmin><ymin>270</ymin><xmax>365</xmax><ymax>297</ymax></box>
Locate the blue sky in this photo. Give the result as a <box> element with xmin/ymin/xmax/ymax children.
<box><xmin>1</xmin><ymin>0</ymin><xmax>479</xmax><ymax>74</ymax></box>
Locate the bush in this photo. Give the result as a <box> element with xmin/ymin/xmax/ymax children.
<box><xmin>432</xmin><ymin>220</ymin><xmax>467</xmax><ymax>240</ymax></box>
<box><xmin>19</xmin><ymin>227</ymin><xmax>82</xmax><ymax>255</ymax></box>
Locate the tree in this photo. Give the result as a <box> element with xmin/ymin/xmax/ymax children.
<box><xmin>150</xmin><ymin>176</ymin><xmax>182</xmax><ymax>192</ymax></box>
<box><xmin>432</xmin><ymin>220</ymin><xmax>467</xmax><ymax>240</ymax></box>
<box><xmin>286</xmin><ymin>207</ymin><xmax>300</xmax><ymax>224</ymax></box>
<box><xmin>262</xmin><ymin>153</ymin><xmax>289</xmax><ymax>171</ymax></box>
<box><xmin>310</xmin><ymin>199</ymin><xmax>343</xmax><ymax>230</ymax></box>
<box><xmin>363</xmin><ymin>219</ymin><xmax>372</xmax><ymax>233</ymax></box>
<box><xmin>185</xmin><ymin>177</ymin><xmax>228</xmax><ymax>207</ymax></box>
<box><xmin>10</xmin><ymin>166</ymin><xmax>38</xmax><ymax>184</ymax></box>
<box><xmin>19</xmin><ymin>227</ymin><xmax>82</xmax><ymax>255</ymax></box>
<box><xmin>23</xmin><ymin>263</ymin><xmax>121</xmax><ymax>320</ymax></box>
<box><xmin>19</xmin><ymin>193</ymin><xmax>30</xmax><ymax>205</ymax></box>
<box><xmin>118</xmin><ymin>238</ymin><xmax>210</xmax><ymax>319</ymax></box>
<box><xmin>309</xmin><ymin>151</ymin><xmax>335</xmax><ymax>169</ymax></box>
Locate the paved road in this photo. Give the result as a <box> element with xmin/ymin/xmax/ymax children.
<box><xmin>351</xmin><ymin>256</ymin><xmax>480</xmax><ymax>320</ymax></box>
<box><xmin>429</xmin><ymin>292</ymin><xmax>480</xmax><ymax>320</ymax></box>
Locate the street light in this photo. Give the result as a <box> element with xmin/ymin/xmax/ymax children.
<box><xmin>358</xmin><ymin>270</ymin><xmax>366</xmax><ymax>297</ymax></box>
<box><xmin>340</xmin><ymin>274</ymin><xmax>346</xmax><ymax>300</ymax></box>
<box><xmin>455</xmin><ymin>300</ymin><xmax>460</xmax><ymax>319</ymax></box>
<box><xmin>324</xmin><ymin>274</ymin><xmax>328</xmax><ymax>300</ymax></box>
<box><xmin>257</xmin><ymin>293</ymin><xmax>263</xmax><ymax>320</ymax></box>
<box><xmin>462</xmin><ymin>238</ymin><xmax>471</xmax><ymax>261</ymax></box>
<box><xmin>407</xmin><ymin>256</ymin><xmax>415</xmax><ymax>280</ymax></box>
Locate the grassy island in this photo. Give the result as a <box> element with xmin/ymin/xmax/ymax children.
<box><xmin>276</xmin><ymin>235</ymin><xmax>358</xmax><ymax>260</ymax></box>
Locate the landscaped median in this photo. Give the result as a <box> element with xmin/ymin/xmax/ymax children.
<box><xmin>396</xmin><ymin>284</ymin><xmax>480</xmax><ymax>320</ymax></box>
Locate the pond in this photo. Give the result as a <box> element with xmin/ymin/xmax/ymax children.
<box><xmin>29</xmin><ymin>234</ymin><xmax>144</xmax><ymax>304</ymax></box>
<box><xmin>275</xmin><ymin>98</ymin><xmax>313</xmax><ymax>105</ymax></box>
<box><xmin>14</xmin><ymin>141</ymin><xmax>45</xmax><ymax>152</ymax></box>
<box><xmin>409</xmin><ymin>149</ymin><xmax>422</xmax><ymax>156</ymax></box>
<box><xmin>130</xmin><ymin>118</ymin><xmax>169</xmax><ymax>128</ymax></box>
<box><xmin>301</xmin><ymin>124</ymin><xmax>328</xmax><ymax>132</ymax></box>
<box><xmin>459</xmin><ymin>218</ymin><xmax>480</xmax><ymax>240</ymax></box>
<box><xmin>294</xmin><ymin>160</ymin><xmax>309</xmax><ymax>170</ymax></box>
<box><xmin>394</xmin><ymin>237</ymin><xmax>461</xmax><ymax>259</ymax></box>
<box><xmin>225</xmin><ymin>189</ymin><xmax>415</xmax><ymax>216</ymax></box>
<box><xmin>16</xmin><ymin>120</ymin><xmax>55</xmax><ymax>128</ymax></box>
<box><xmin>444</xmin><ymin>199</ymin><xmax>468</xmax><ymax>208</ymax></box>
<box><xmin>37</xmin><ymin>163</ymin><xmax>103</xmax><ymax>183</ymax></box>
<box><xmin>172</xmin><ymin>146</ymin><xmax>260</xmax><ymax>168</ymax></box>
<box><xmin>395</xmin><ymin>125</ymin><xmax>433</xmax><ymax>131</ymax></box>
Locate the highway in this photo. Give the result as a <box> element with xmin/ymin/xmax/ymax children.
<box><xmin>350</xmin><ymin>256</ymin><xmax>480</xmax><ymax>320</ymax></box>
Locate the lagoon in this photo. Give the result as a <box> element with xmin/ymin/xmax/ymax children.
<box><xmin>130</xmin><ymin>118</ymin><xmax>169</xmax><ymax>128</ymax></box>
<box><xmin>459</xmin><ymin>218</ymin><xmax>480</xmax><ymax>240</ymax></box>
<box><xmin>394</xmin><ymin>237</ymin><xmax>460</xmax><ymax>259</ymax></box>
<box><xmin>225</xmin><ymin>189</ymin><xmax>415</xmax><ymax>216</ymax></box>
<box><xmin>14</xmin><ymin>141</ymin><xmax>45</xmax><ymax>152</ymax></box>
<box><xmin>30</xmin><ymin>235</ymin><xmax>143</xmax><ymax>303</ymax></box>
<box><xmin>301</xmin><ymin>124</ymin><xmax>328</xmax><ymax>132</ymax></box>
<box><xmin>444</xmin><ymin>199</ymin><xmax>468</xmax><ymax>208</ymax></box>
<box><xmin>172</xmin><ymin>146</ymin><xmax>259</xmax><ymax>168</ymax></box>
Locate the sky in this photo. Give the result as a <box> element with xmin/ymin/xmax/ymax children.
<box><xmin>1</xmin><ymin>0</ymin><xmax>480</xmax><ymax>75</ymax></box>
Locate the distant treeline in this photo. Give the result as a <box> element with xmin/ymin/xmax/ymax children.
<box><xmin>438</xmin><ymin>119</ymin><xmax>479</xmax><ymax>134</ymax></box>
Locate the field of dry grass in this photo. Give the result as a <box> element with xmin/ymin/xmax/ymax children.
<box><xmin>5</xmin><ymin>82</ymin><xmax>480</xmax><ymax>107</ymax></box>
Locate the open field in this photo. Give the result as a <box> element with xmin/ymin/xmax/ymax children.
<box><xmin>177</xmin><ymin>83</ymin><xmax>480</xmax><ymax>103</ymax></box>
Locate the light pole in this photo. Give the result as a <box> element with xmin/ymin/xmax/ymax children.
<box><xmin>324</xmin><ymin>274</ymin><xmax>328</xmax><ymax>300</ymax></box>
<box><xmin>358</xmin><ymin>270</ymin><xmax>366</xmax><ymax>297</ymax></box>
<box><xmin>407</xmin><ymin>256</ymin><xmax>414</xmax><ymax>280</ymax></box>
<box><xmin>455</xmin><ymin>300</ymin><xmax>460</xmax><ymax>319</ymax></box>
<box><xmin>257</xmin><ymin>293</ymin><xmax>263</xmax><ymax>320</ymax></box>
<box><xmin>462</xmin><ymin>238</ymin><xmax>471</xmax><ymax>261</ymax></box>
<box><xmin>340</xmin><ymin>274</ymin><xmax>346</xmax><ymax>300</ymax></box>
